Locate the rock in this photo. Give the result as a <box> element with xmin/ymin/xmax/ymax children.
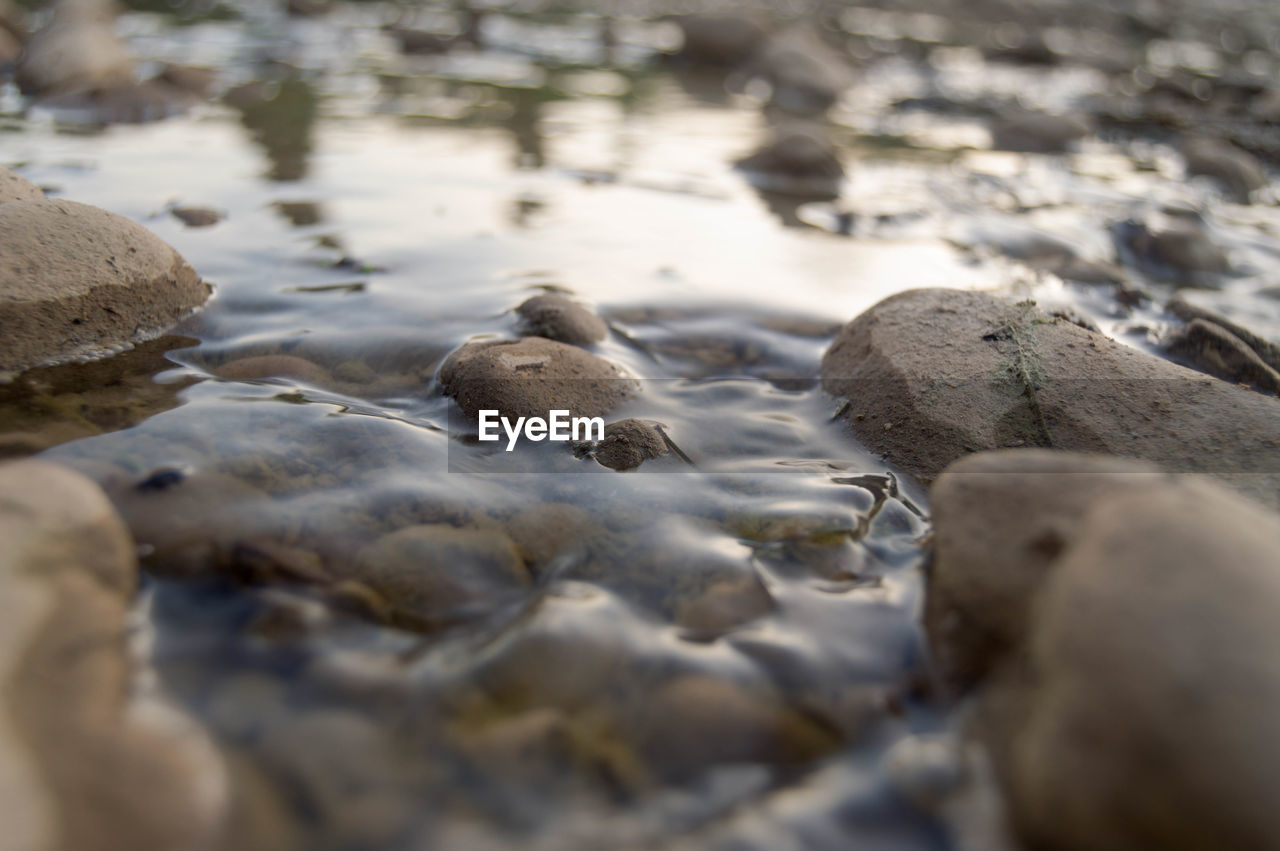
<box><xmin>0</xmin><ymin>460</ymin><xmax>229</xmax><ymax>851</ymax></box>
<box><xmin>927</xmin><ymin>450</ymin><xmax>1165</xmax><ymax>688</ymax></box>
<box><xmin>593</xmin><ymin>418</ymin><xmax>668</xmax><ymax>471</ymax></box>
<box><xmin>990</xmin><ymin>471</ymin><xmax>1280</xmax><ymax>851</ymax></box>
<box><xmin>505</xmin><ymin>502</ymin><xmax>594</xmax><ymax>573</ymax></box>
<box><xmin>440</xmin><ymin>337</ymin><xmax>637</xmax><ymax>421</ymax></box>
<box><xmin>102</xmin><ymin>468</ymin><xmax>276</xmax><ymax>576</ymax></box>
<box><xmin>259</xmin><ymin>711</ymin><xmax>415</xmax><ymax>848</ymax></box>
<box><xmin>15</xmin><ymin>0</ymin><xmax>135</xmax><ymax>96</ymax></box>
<box><xmin>0</xmin><ymin>23</ymin><xmax>19</xmax><ymax>66</ymax></box>
<box><xmin>1168</xmin><ymin>293</ymin><xmax>1280</xmax><ymax>374</ymax></box>
<box><xmin>213</xmin><ymin>354</ymin><xmax>331</xmax><ymax>387</ymax></box>
<box><xmin>0</xmin><ymin>199</ymin><xmax>208</xmax><ymax>375</ymax></box>
<box><xmin>632</xmin><ymin>675</ymin><xmax>840</xmax><ymax>781</ymax></box>
<box><xmin>819</xmin><ymin>288</ymin><xmax>1280</xmax><ymax>507</ymax></box>
<box><xmin>734</xmin><ymin>124</ymin><xmax>844</xmax><ymax>196</ymax></box>
<box><xmin>154</xmin><ymin>63</ymin><xmax>216</xmax><ymax>97</ymax></box>
<box><xmin>0</xmin><ymin>167</ymin><xmax>44</xmax><ymax>204</ymax></box>
<box><xmin>671</xmin><ymin>14</ymin><xmax>768</xmax><ymax>67</ymax></box>
<box><xmin>989</xmin><ymin>110</ymin><xmax>1091</xmax><ymax>154</ymax></box>
<box><xmin>1112</xmin><ymin>216</ymin><xmax>1230</xmax><ymax>285</ymax></box>
<box><xmin>1182</xmin><ymin>136</ymin><xmax>1266</xmax><ymax>203</ymax></box>
<box><xmin>515</xmin><ymin>293</ymin><xmax>608</xmax><ymax>345</ymax></box>
<box><xmin>673</xmin><ymin>572</ymin><xmax>774</xmax><ymax>635</ymax></box>
<box><xmin>752</xmin><ymin>29</ymin><xmax>853</xmax><ymax>115</ymax></box>
<box><xmin>1165</xmin><ymin>318</ymin><xmax>1280</xmax><ymax>395</ymax></box>
<box><xmin>353</xmin><ymin>524</ymin><xmax>531</xmax><ymax>628</ymax></box>
<box><xmin>170</xmin><ymin>205</ymin><xmax>223</xmax><ymax>228</ymax></box>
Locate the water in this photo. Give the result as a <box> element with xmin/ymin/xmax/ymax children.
<box><xmin>6</xmin><ymin>0</ymin><xmax>1280</xmax><ymax>847</ymax></box>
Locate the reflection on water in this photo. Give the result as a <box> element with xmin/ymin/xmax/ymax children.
<box><xmin>228</xmin><ymin>78</ymin><xmax>318</xmax><ymax>182</ymax></box>
<box><xmin>5</xmin><ymin>0</ymin><xmax>1280</xmax><ymax>847</ymax></box>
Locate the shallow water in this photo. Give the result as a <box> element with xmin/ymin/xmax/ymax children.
<box><xmin>7</xmin><ymin>0</ymin><xmax>1280</xmax><ymax>847</ymax></box>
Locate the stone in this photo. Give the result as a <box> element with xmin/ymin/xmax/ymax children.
<box><xmin>1112</xmin><ymin>216</ymin><xmax>1230</xmax><ymax>285</ymax></box>
<box><xmin>989</xmin><ymin>110</ymin><xmax>1091</xmax><ymax>154</ymax></box>
<box><xmin>752</xmin><ymin>29</ymin><xmax>853</xmax><ymax>115</ymax></box>
<box><xmin>0</xmin><ymin>459</ymin><xmax>229</xmax><ymax>851</ymax></box>
<box><xmin>927</xmin><ymin>450</ymin><xmax>1165</xmax><ymax>687</ymax></box>
<box><xmin>593</xmin><ymin>418</ymin><xmax>668</xmax><ymax>471</ymax></box>
<box><xmin>353</xmin><ymin>524</ymin><xmax>531</xmax><ymax>628</ymax></box>
<box><xmin>1182</xmin><ymin>136</ymin><xmax>1266</xmax><ymax>203</ymax></box>
<box><xmin>504</xmin><ymin>502</ymin><xmax>594</xmax><ymax>573</ymax></box>
<box><xmin>995</xmin><ymin>475</ymin><xmax>1280</xmax><ymax>851</ymax></box>
<box><xmin>102</xmin><ymin>468</ymin><xmax>276</xmax><ymax>576</ymax></box>
<box><xmin>671</xmin><ymin>14</ymin><xmax>768</xmax><ymax>67</ymax></box>
<box><xmin>0</xmin><ymin>199</ymin><xmax>208</xmax><ymax>375</ymax></box>
<box><xmin>819</xmin><ymin>288</ymin><xmax>1280</xmax><ymax>507</ymax></box>
<box><xmin>0</xmin><ymin>167</ymin><xmax>44</xmax><ymax>204</ymax></box>
<box><xmin>170</xmin><ymin>205</ymin><xmax>223</xmax><ymax>228</ymax></box>
<box><xmin>673</xmin><ymin>572</ymin><xmax>775</xmax><ymax>635</ymax></box>
<box><xmin>1168</xmin><ymin>293</ymin><xmax>1280</xmax><ymax>374</ymax></box>
<box><xmin>1165</xmin><ymin>318</ymin><xmax>1280</xmax><ymax>395</ymax></box>
<box><xmin>154</xmin><ymin>63</ymin><xmax>216</xmax><ymax>97</ymax></box>
<box><xmin>15</xmin><ymin>0</ymin><xmax>135</xmax><ymax>96</ymax></box>
<box><xmin>736</xmin><ymin>123</ymin><xmax>844</xmax><ymax>182</ymax></box>
<box><xmin>440</xmin><ymin>337</ymin><xmax>637</xmax><ymax>421</ymax></box>
<box><xmin>515</xmin><ymin>293</ymin><xmax>608</xmax><ymax>345</ymax></box>
<box><xmin>213</xmin><ymin>354</ymin><xmax>332</xmax><ymax>387</ymax></box>
<box><xmin>632</xmin><ymin>675</ymin><xmax>840</xmax><ymax>781</ymax></box>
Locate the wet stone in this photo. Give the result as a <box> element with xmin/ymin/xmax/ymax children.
<box><xmin>1112</xmin><ymin>217</ymin><xmax>1230</xmax><ymax>285</ymax></box>
<box><xmin>594</xmin><ymin>418</ymin><xmax>668</xmax><ymax>471</ymax></box>
<box><xmin>671</xmin><ymin>13</ymin><xmax>769</xmax><ymax>68</ymax></box>
<box><xmin>516</xmin><ymin>293</ymin><xmax>608</xmax><ymax>345</ymax></box>
<box><xmin>353</xmin><ymin>524</ymin><xmax>531</xmax><ymax>628</ymax></box>
<box><xmin>989</xmin><ymin>110</ymin><xmax>1091</xmax><ymax>154</ymax></box>
<box><xmin>213</xmin><ymin>354</ymin><xmax>332</xmax><ymax>387</ymax></box>
<box><xmin>170</xmin><ymin>206</ymin><xmax>224</xmax><ymax>228</ymax></box>
<box><xmin>631</xmin><ymin>675</ymin><xmax>841</xmax><ymax>782</ymax></box>
<box><xmin>1182</xmin><ymin>136</ymin><xmax>1267</xmax><ymax>203</ymax></box>
<box><xmin>820</xmin><ymin>288</ymin><xmax>1280</xmax><ymax>507</ymax></box>
<box><xmin>735</xmin><ymin>124</ymin><xmax>844</xmax><ymax>195</ymax></box>
<box><xmin>0</xmin><ymin>199</ymin><xmax>208</xmax><ymax>375</ymax></box>
<box><xmin>1165</xmin><ymin>318</ymin><xmax>1280</xmax><ymax>395</ymax></box>
<box><xmin>440</xmin><ymin>336</ymin><xmax>637</xmax><ymax>421</ymax></box>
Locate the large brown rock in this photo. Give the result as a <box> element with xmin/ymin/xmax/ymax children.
<box><xmin>0</xmin><ymin>199</ymin><xmax>208</xmax><ymax>375</ymax></box>
<box><xmin>951</xmin><ymin>460</ymin><xmax>1280</xmax><ymax>851</ymax></box>
<box><xmin>0</xmin><ymin>167</ymin><xmax>44</xmax><ymax>204</ymax></box>
<box><xmin>927</xmin><ymin>450</ymin><xmax>1164</xmax><ymax>688</ymax></box>
<box><xmin>820</xmin><ymin>288</ymin><xmax>1280</xmax><ymax>507</ymax></box>
<box><xmin>0</xmin><ymin>460</ymin><xmax>228</xmax><ymax>851</ymax></box>
<box><xmin>440</xmin><ymin>336</ymin><xmax>637</xmax><ymax>421</ymax></box>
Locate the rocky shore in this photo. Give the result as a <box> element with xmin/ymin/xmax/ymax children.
<box><xmin>3</xmin><ymin>0</ymin><xmax>1280</xmax><ymax>848</ymax></box>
